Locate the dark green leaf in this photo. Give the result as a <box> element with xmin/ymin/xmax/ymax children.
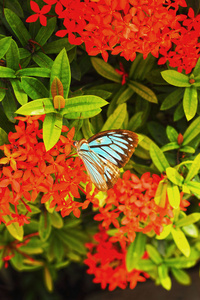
<box><xmin>127</xmin><ymin>111</ymin><xmax>143</xmax><ymax>131</ymax></box>
<box><xmin>10</xmin><ymin>79</ymin><xmax>27</xmax><ymax>105</ymax></box>
<box><xmin>32</xmin><ymin>52</ymin><xmax>53</xmax><ymax>69</ymax></box>
<box><xmin>160</xmin><ymin>88</ymin><xmax>183</xmax><ymax>110</ymax></box>
<box><xmin>6</xmin><ymin>39</ymin><xmax>19</xmax><ymax>71</ymax></box>
<box><xmin>21</xmin><ymin>77</ymin><xmax>49</xmax><ymax>100</ymax></box>
<box><xmin>117</xmin><ymin>87</ymin><xmax>134</xmax><ymax>104</ymax></box>
<box><xmin>35</xmin><ymin>18</ymin><xmax>56</xmax><ymax>46</ymax></box>
<box><xmin>2</xmin><ymin>88</ymin><xmax>17</xmax><ymax>122</ymax></box>
<box><xmin>91</xmin><ymin>57</ymin><xmax>121</xmax><ymax>83</ymax></box>
<box><xmin>128</xmin><ymin>80</ymin><xmax>158</xmax><ymax>103</ymax></box>
<box><xmin>0</xmin><ymin>37</ymin><xmax>12</xmax><ymax>59</ymax></box>
<box><xmin>4</xmin><ymin>8</ymin><xmax>31</xmax><ymax>46</ymax></box>
<box><xmin>39</xmin><ymin>212</ymin><xmax>52</xmax><ymax>241</ymax></box>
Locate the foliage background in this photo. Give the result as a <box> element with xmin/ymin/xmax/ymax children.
<box><xmin>0</xmin><ymin>0</ymin><xmax>200</xmax><ymax>298</ymax></box>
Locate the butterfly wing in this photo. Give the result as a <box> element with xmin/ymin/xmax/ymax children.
<box><xmin>88</xmin><ymin>129</ymin><xmax>138</xmax><ymax>168</ymax></box>
<box><xmin>77</xmin><ymin>143</ymin><xmax>120</xmax><ymax>191</ymax></box>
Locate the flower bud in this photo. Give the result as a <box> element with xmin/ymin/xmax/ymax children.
<box><xmin>53</xmin><ymin>95</ymin><xmax>65</xmax><ymax>110</ymax></box>
<box><xmin>177</xmin><ymin>133</ymin><xmax>183</xmax><ymax>145</ymax></box>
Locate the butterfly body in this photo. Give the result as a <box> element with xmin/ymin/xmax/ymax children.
<box><xmin>74</xmin><ymin>130</ymin><xmax>138</xmax><ymax>191</ymax></box>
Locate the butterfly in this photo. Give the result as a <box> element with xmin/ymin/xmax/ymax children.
<box><xmin>73</xmin><ymin>129</ymin><xmax>138</xmax><ymax>191</ymax></box>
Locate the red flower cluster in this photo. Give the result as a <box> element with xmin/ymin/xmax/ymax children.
<box><xmin>84</xmin><ymin>226</ymin><xmax>148</xmax><ymax>291</ymax></box>
<box><xmin>94</xmin><ymin>171</ymin><xmax>186</xmax><ymax>244</ymax></box>
<box><xmin>26</xmin><ymin>0</ymin><xmax>200</xmax><ymax>73</ymax></box>
<box><xmin>0</xmin><ymin>116</ymin><xmax>93</xmax><ymax>226</ymax></box>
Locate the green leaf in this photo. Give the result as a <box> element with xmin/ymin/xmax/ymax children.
<box><xmin>2</xmin><ymin>88</ymin><xmax>17</xmax><ymax>122</ymax></box>
<box><xmin>43</xmin><ymin>113</ymin><xmax>63</xmax><ymax>151</ymax></box>
<box><xmin>128</xmin><ymin>80</ymin><xmax>158</xmax><ymax>103</ymax></box>
<box><xmin>0</xmin><ymin>66</ymin><xmax>16</xmax><ymax>78</ymax></box>
<box><xmin>0</xmin><ymin>127</ymin><xmax>8</xmax><ymax>145</ymax></box>
<box><xmin>156</xmin><ymin>224</ymin><xmax>172</xmax><ymax>240</ymax></box>
<box><xmin>174</xmin><ymin>102</ymin><xmax>184</xmax><ymax>121</ymax></box>
<box><xmin>185</xmin><ymin>153</ymin><xmax>200</xmax><ymax>182</ymax></box>
<box><xmin>39</xmin><ymin>212</ymin><xmax>52</xmax><ymax>242</ymax></box>
<box><xmin>183</xmin><ymin>116</ymin><xmax>200</xmax><ymax>145</ymax></box>
<box><xmin>160</xmin><ymin>88</ymin><xmax>183</xmax><ymax>110</ymax></box>
<box><xmin>161</xmin><ymin>142</ymin><xmax>179</xmax><ymax>152</ymax></box>
<box><xmin>61</xmin><ymin>95</ymin><xmax>108</xmax><ymax>115</ymax></box>
<box><xmin>176</xmin><ymin>213</ymin><xmax>200</xmax><ymax>227</ymax></box>
<box><xmin>16</xmin><ymin>68</ymin><xmax>51</xmax><ymax>78</ymax></box>
<box><xmin>64</xmin><ymin>108</ymin><xmax>102</xmax><ymax>119</ymax></box>
<box><xmin>6</xmin><ymin>39</ymin><xmax>19</xmax><ymax>71</ymax></box>
<box><xmin>50</xmin><ymin>211</ymin><xmax>64</xmax><ymax>229</ymax></box>
<box><xmin>147</xmin><ymin>121</ymin><xmax>168</xmax><ymax>146</ymax></box>
<box><xmin>44</xmin><ymin>267</ymin><xmax>53</xmax><ymax>292</ymax></box>
<box><xmin>91</xmin><ymin>113</ymin><xmax>104</xmax><ymax>133</ymax></box>
<box><xmin>146</xmin><ymin>244</ymin><xmax>163</xmax><ymax>265</ymax></box>
<box><xmin>186</xmin><ymin>181</ymin><xmax>200</xmax><ymax>195</ymax></box>
<box><xmin>161</xmin><ymin>70</ymin><xmax>190</xmax><ymax>87</ymax></box>
<box><xmin>171</xmin><ymin>228</ymin><xmax>190</xmax><ymax>257</ymax></box>
<box><xmin>0</xmin><ymin>81</ymin><xmax>6</xmax><ymax>102</ymax></box>
<box><xmin>126</xmin><ymin>233</ymin><xmax>146</xmax><ymax>272</ymax></box>
<box><xmin>11</xmin><ymin>251</ymin><xmax>23</xmax><ymax>270</ymax></box>
<box><xmin>164</xmin><ymin>256</ymin><xmax>197</xmax><ymax>269</ymax></box>
<box><xmin>166</xmin><ymin>167</ymin><xmax>184</xmax><ymax>186</ymax></box>
<box><xmin>21</xmin><ymin>77</ymin><xmax>49</xmax><ymax>100</ymax></box>
<box><xmin>154</xmin><ymin>179</ymin><xmax>168</xmax><ymax>207</ymax></box>
<box><xmin>183</xmin><ymin>86</ymin><xmax>198</xmax><ymax>121</ymax></box>
<box><xmin>134</xmin><ymin>134</ymin><xmax>152</xmax><ymax>159</ymax></box>
<box><xmin>4</xmin><ymin>215</ymin><xmax>24</xmax><ymax>241</ymax></box>
<box><xmin>127</xmin><ymin>111</ymin><xmax>143</xmax><ymax>131</ymax></box>
<box><xmin>32</xmin><ymin>52</ymin><xmax>53</xmax><ymax>69</ymax></box>
<box><xmin>35</xmin><ymin>18</ymin><xmax>56</xmax><ymax>46</ymax></box>
<box><xmin>82</xmin><ymin>119</ymin><xmax>94</xmax><ymax>140</ymax></box>
<box><xmin>171</xmin><ymin>268</ymin><xmax>191</xmax><ymax>285</ymax></box>
<box><xmin>10</xmin><ymin>79</ymin><xmax>27</xmax><ymax>105</ymax></box>
<box><xmin>166</xmin><ymin>126</ymin><xmax>178</xmax><ymax>142</ymax></box>
<box><xmin>50</xmin><ymin>49</ymin><xmax>71</xmax><ymax>98</ymax></box>
<box><xmin>117</xmin><ymin>87</ymin><xmax>134</xmax><ymax>104</ymax></box>
<box><xmin>167</xmin><ymin>181</ymin><xmax>180</xmax><ymax>209</ymax></box>
<box><xmin>4</xmin><ymin>0</ymin><xmax>24</xmax><ymax>18</ymax></box>
<box><xmin>16</xmin><ymin>98</ymin><xmax>55</xmax><ymax>116</ymax></box>
<box><xmin>158</xmin><ymin>265</ymin><xmax>171</xmax><ymax>290</ymax></box>
<box><xmin>43</xmin><ymin>38</ymin><xmax>75</xmax><ymax>54</ymax></box>
<box><xmin>101</xmin><ymin>103</ymin><xmax>127</xmax><ymax>131</ymax></box>
<box><xmin>182</xmin><ymin>224</ymin><xmax>198</xmax><ymax>238</ymax></box>
<box><xmin>91</xmin><ymin>57</ymin><xmax>121</xmax><ymax>83</ymax></box>
<box><xmin>4</xmin><ymin>9</ymin><xmax>31</xmax><ymax>47</ymax></box>
<box><xmin>0</xmin><ymin>37</ymin><xmax>12</xmax><ymax>59</ymax></box>
<box><xmin>179</xmin><ymin>146</ymin><xmax>195</xmax><ymax>153</ymax></box>
<box><xmin>150</xmin><ymin>143</ymin><xmax>170</xmax><ymax>172</ymax></box>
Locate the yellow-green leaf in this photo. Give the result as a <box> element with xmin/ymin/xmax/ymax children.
<box><xmin>171</xmin><ymin>228</ymin><xmax>190</xmax><ymax>257</ymax></box>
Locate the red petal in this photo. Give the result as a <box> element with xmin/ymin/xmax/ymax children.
<box><xmin>30</xmin><ymin>1</ymin><xmax>40</xmax><ymax>13</ymax></box>
<box><xmin>26</xmin><ymin>15</ymin><xmax>39</xmax><ymax>23</ymax></box>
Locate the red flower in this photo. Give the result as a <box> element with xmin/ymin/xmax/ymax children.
<box><xmin>93</xmin><ymin>171</ymin><xmax>185</xmax><ymax>244</ymax></box>
<box><xmin>26</xmin><ymin>1</ymin><xmax>51</xmax><ymax>26</ymax></box>
<box><xmin>84</xmin><ymin>226</ymin><xmax>148</xmax><ymax>291</ymax></box>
